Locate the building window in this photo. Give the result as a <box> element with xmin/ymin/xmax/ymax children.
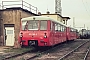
<box><xmin>63</xmin><ymin>20</ymin><xmax>65</xmax><ymax>24</ymax></box>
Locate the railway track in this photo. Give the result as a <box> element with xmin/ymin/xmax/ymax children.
<box><xmin>5</xmin><ymin>46</ymin><xmax>60</xmax><ymax>60</ymax></box>
<box><xmin>28</xmin><ymin>39</ymin><xmax>89</xmax><ymax>60</ymax></box>
<box><xmin>3</xmin><ymin>41</ymin><xmax>75</xmax><ymax>60</ymax></box>
<box><xmin>3</xmin><ymin>47</ymin><xmax>50</xmax><ymax>60</ymax></box>
<box><xmin>58</xmin><ymin>40</ymin><xmax>90</xmax><ymax>60</ymax></box>
<box><xmin>28</xmin><ymin>41</ymin><xmax>88</xmax><ymax>60</ymax></box>
<box><xmin>2</xmin><ymin>39</ymin><xmax>89</xmax><ymax>60</ymax></box>
<box><xmin>26</xmin><ymin>43</ymin><xmax>67</xmax><ymax>60</ymax></box>
<box><xmin>2</xmin><ymin>49</ymin><xmax>34</xmax><ymax>60</ymax></box>
<box><xmin>84</xmin><ymin>47</ymin><xmax>90</xmax><ymax>60</ymax></box>
<box><xmin>5</xmin><ymin>53</ymin><xmax>38</xmax><ymax>60</ymax></box>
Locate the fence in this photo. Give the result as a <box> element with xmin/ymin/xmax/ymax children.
<box><xmin>0</xmin><ymin>0</ymin><xmax>39</xmax><ymax>14</ymax></box>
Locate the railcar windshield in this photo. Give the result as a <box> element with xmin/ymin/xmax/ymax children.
<box><xmin>21</xmin><ymin>20</ymin><xmax>47</xmax><ymax>30</ymax></box>
<box><xmin>28</xmin><ymin>20</ymin><xmax>39</xmax><ymax>30</ymax></box>
<box><xmin>40</xmin><ymin>21</ymin><xmax>47</xmax><ymax>30</ymax></box>
<box><xmin>21</xmin><ymin>20</ymin><xmax>39</xmax><ymax>30</ymax></box>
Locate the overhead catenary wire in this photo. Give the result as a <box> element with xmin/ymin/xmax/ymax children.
<box><xmin>85</xmin><ymin>0</ymin><xmax>90</xmax><ymax>11</ymax></box>
<box><xmin>81</xmin><ymin>0</ymin><xmax>90</xmax><ymax>17</ymax></box>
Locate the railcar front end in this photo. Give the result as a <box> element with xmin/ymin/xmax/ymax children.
<box><xmin>19</xmin><ymin>19</ymin><xmax>51</xmax><ymax>47</ymax></box>
<box><xmin>19</xmin><ymin>31</ymin><xmax>51</xmax><ymax>46</ymax></box>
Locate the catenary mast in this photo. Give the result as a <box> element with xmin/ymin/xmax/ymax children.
<box><xmin>55</xmin><ymin>0</ymin><xmax>62</xmax><ymax>15</ymax></box>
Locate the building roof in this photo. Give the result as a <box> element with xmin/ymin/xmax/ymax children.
<box><xmin>0</xmin><ymin>7</ymin><xmax>39</xmax><ymax>16</ymax></box>
<box><xmin>42</xmin><ymin>13</ymin><xmax>62</xmax><ymax>18</ymax></box>
<box><xmin>62</xmin><ymin>17</ymin><xmax>70</xmax><ymax>19</ymax></box>
<box><xmin>42</xmin><ymin>13</ymin><xmax>70</xmax><ymax>19</ymax></box>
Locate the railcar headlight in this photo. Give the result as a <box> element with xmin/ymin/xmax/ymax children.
<box><xmin>44</xmin><ymin>35</ymin><xmax>47</xmax><ymax>38</ymax></box>
<box><xmin>44</xmin><ymin>33</ymin><xmax>47</xmax><ymax>38</ymax></box>
<box><xmin>20</xmin><ymin>32</ymin><xmax>23</xmax><ymax>37</ymax></box>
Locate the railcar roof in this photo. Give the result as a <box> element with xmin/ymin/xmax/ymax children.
<box><xmin>21</xmin><ymin>16</ymin><xmax>68</xmax><ymax>27</ymax></box>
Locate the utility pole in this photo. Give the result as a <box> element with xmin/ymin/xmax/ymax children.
<box><xmin>87</xmin><ymin>27</ymin><xmax>88</xmax><ymax>30</ymax></box>
<box><xmin>84</xmin><ymin>24</ymin><xmax>85</xmax><ymax>29</ymax></box>
<box><xmin>55</xmin><ymin>0</ymin><xmax>62</xmax><ymax>15</ymax></box>
<box><xmin>73</xmin><ymin>17</ymin><xmax>75</xmax><ymax>28</ymax></box>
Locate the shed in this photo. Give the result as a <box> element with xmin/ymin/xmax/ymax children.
<box><xmin>0</xmin><ymin>7</ymin><xmax>39</xmax><ymax>46</ymax></box>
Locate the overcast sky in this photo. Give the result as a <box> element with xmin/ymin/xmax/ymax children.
<box><xmin>1</xmin><ymin>0</ymin><xmax>90</xmax><ymax>30</ymax></box>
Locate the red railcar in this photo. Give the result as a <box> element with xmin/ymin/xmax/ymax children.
<box><xmin>18</xmin><ymin>16</ymin><xmax>77</xmax><ymax>47</ymax></box>
<box><xmin>66</xmin><ymin>27</ymin><xmax>77</xmax><ymax>41</ymax></box>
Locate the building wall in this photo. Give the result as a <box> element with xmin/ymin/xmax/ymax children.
<box><xmin>1</xmin><ymin>10</ymin><xmax>20</xmax><ymax>44</ymax></box>
<box><xmin>42</xmin><ymin>15</ymin><xmax>56</xmax><ymax>20</ymax></box>
<box><xmin>57</xmin><ymin>15</ymin><xmax>63</xmax><ymax>22</ymax></box>
<box><xmin>0</xmin><ymin>11</ymin><xmax>3</xmax><ymax>45</ymax></box>
<box><xmin>21</xmin><ymin>10</ymin><xmax>33</xmax><ymax>18</ymax></box>
<box><xmin>0</xmin><ymin>8</ymin><xmax>37</xmax><ymax>46</ymax></box>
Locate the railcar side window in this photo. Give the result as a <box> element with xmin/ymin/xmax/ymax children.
<box><xmin>61</xmin><ymin>25</ymin><xmax>65</xmax><ymax>32</ymax></box>
<box><xmin>64</xmin><ymin>26</ymin><xmax>66</xmax><ymax>31</ymax></box>
<box><xmin>59</xmin><ymin>24</ymin><xmax>61</xmax><ymax>31</ymax></box>
<box><xmin>58</xmin><ymin>24</ymin><xmax>60</xmax><ymax>31</ymax></box>
<box><xmin>74</xmin><ymin>29</ymin><xmax>76</xmax><ymax>32</ymax></box>
<box><xmin>28</xmin><ymin>20</ymin><xmax>39</xmax><ymax>30</ymax></box>
<box><xmin>70</xmin><ymin>28</ymin><xmax>76</xmax><ymax>32</ymax></box>
<box><xmin>70</xmin><ymin>28</ymin><xmax>72</xmax><ymax>32</ymax></box>
<box><xmin>40</xmin><ymin>21</ymin><xmax>47</xmax><ymax>30</ymax></box>
<box><xmin>61</xmin><ymin>25</ymin><xmax>63</xmax><ymax>31</ymax></box>
<box><xmin>55</xmin><ymin>23</ymin><xmax>58</xmax><ymax>31</ymax></box>
<box><xmin>50</xmin><ymin>21</ymin><xmax>53</xmax><ymax>30</ymax></box>
<box><xmin>62</xmin><ymin>26</ymin><xmax>65</xmax><ymax>32</ymax></box>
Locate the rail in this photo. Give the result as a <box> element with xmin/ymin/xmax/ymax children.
<box><xmin>0</xmin><ymin>0</ymin><xmax>39</xmax><ymax>14</ymax></box>
<box><xmin>84</xmin><ymin>47</ymin><xmax>90</xmax><ymax>60</ymax></box>
<box><xmin>58</xmin><ymin>40</ymin><xmax>89</xmax><ymax>60</ymax></box>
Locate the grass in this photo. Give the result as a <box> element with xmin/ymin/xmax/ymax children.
<box><xmin>3</xmin><ymin>47</ymin><xmax>34</xmax><ymax>54</ymax></box>
<box><xmin>2</xmin><ymin>47</ymin><xmax>35</xmax><ymax>60</ymax></box>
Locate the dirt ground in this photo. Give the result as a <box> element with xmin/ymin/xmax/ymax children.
<box><xmin>0</xmin><ymin>46</ymin><xmax>11</xmax><ymax>53</ymax></box>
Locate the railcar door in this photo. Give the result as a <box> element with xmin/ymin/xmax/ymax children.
<box><xmin>66</xmin><ymin>27</ymin><xmax>71</xmax><ymax>40</ymax></box>
<box><xmin>49</xmin><ymin>21</ymin><xmax>54</xmax><ymax>46</ymax></box>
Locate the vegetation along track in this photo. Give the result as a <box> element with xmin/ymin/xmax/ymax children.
<box><xmin>28</xmin><ymin>39</ymin><xmax>89</xmax><ymax>60</ymax></box>
<box><xmin>58</xmin><ymin>39</ymin><xmax>90</xmax><ymax>60</ymax></box>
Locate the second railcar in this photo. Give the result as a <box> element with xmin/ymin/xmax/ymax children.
<box><xmin>66</xmin><ymin>27</ymin><xmax>77</xmax><ymax>41</ymax></box>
